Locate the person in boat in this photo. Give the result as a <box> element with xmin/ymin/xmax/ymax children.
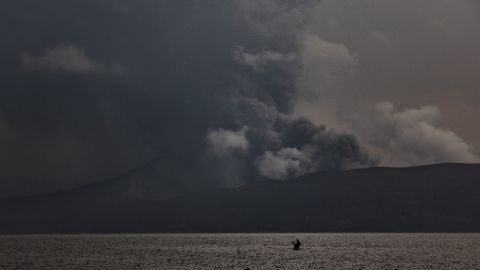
<box><xmin>291</xmin><ymin>239</ymin><xmax>301</xmax><ymax>250</ymax></box>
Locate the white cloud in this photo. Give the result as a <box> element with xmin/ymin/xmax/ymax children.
<box><xmin>206</xmin><ymin>126</ymin><xmax>249</xmax><ymax>157</ymax></box>
<box><xmin>21</xmin><ymin>44</ymin><xmax>101</xmax><ymax>73</ymax></box>
<box><xmin>364</xmin><ymin>102</ymin><xmax>479</xmax><ymax>166</ymax></box>
<box><xmin>256</xmin><ymin>147</ymin><xmax>311</xmax><ymax>179</ymax></box>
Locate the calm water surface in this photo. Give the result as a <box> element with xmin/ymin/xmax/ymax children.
<box><xmin>1</xmin><ymin>233</ymin><xmax>480</xmax><ymax>269</ymax></box>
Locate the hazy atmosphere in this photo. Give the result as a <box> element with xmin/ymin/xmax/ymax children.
<box><xmin>1</xmin><ymin>0</ymin><xmax>480</xmax><ymax>198</ymax></box>
<box><xmin>3</xmin><ymin>3</ymin><xmax>480</xmax><ymax>269</ymax></box>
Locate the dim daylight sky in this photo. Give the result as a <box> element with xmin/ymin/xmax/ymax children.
<box><xmin>0</xmin><ymin>0</ymin><xmax>479</xmax><ymax>198</ymax></box>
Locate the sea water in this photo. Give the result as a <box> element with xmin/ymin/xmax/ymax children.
<box><xmin>1</xmin><ymin>233</ymin><xmax>480</xmax><ymax>269</ymax></box>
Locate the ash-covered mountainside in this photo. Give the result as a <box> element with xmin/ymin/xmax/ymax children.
<box><xmin>1</xmin><ymin>163</ymin><xmax>480</xmax><ymax>233</ymax></box>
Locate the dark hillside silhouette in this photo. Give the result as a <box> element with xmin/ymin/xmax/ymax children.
<box><xmin>1</xmin><ymin>163</ymin><xmax>480</xmax><ymax>233</ymax></box>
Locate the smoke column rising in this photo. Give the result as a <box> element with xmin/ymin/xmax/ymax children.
<box><xmin>204</xmin><ymin>0</ymin><xmax>374</xmax><ymax>182</ymax></box>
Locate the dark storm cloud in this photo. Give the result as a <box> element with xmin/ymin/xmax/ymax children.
<box><xmin>0</xmin><ymin>0</ymin><xmax>376</xmax><ymax>197</ymax></box>
<box><xmin>0</xmin><ymin>0</ymin><xmax>238</xmax><ymax>197</ymax></box>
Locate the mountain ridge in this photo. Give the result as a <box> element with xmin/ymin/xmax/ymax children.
<box><xmin>1</xmin><ymin>163</ymin><xmax>480</xmax><ymax>233</ymax></box>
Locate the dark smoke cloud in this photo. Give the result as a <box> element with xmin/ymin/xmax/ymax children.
<box><xmin>204</xmin><ymin>0</ymin><xmax>374</xmax><ymax>182</ymax></box>
<box><xmin>0</xmin><ymin>0</ymin><xmax>374</xmax><ymax>197</ymax></box>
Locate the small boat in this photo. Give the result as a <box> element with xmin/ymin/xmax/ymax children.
<box><xmin>291</xmin><ymin>239</ymin><xmax>301</xmax><ymax>250</ymax></box>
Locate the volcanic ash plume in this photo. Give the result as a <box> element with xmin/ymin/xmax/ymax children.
<box><xmin>204</xmin><ymin>0</ymin><xmax>374</xmax><ymax>183</ymax></box>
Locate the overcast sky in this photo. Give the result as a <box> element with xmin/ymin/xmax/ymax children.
<box><xmin>1</xmin><ymin>0</ymin><xmax>479</xmax><ymax>198</ymax></box>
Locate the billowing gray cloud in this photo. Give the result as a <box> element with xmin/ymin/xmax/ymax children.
<box><xmin>212</xmin><ymin>0</ymin><xmax>374</xmax><ymax>183</ymax></box>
